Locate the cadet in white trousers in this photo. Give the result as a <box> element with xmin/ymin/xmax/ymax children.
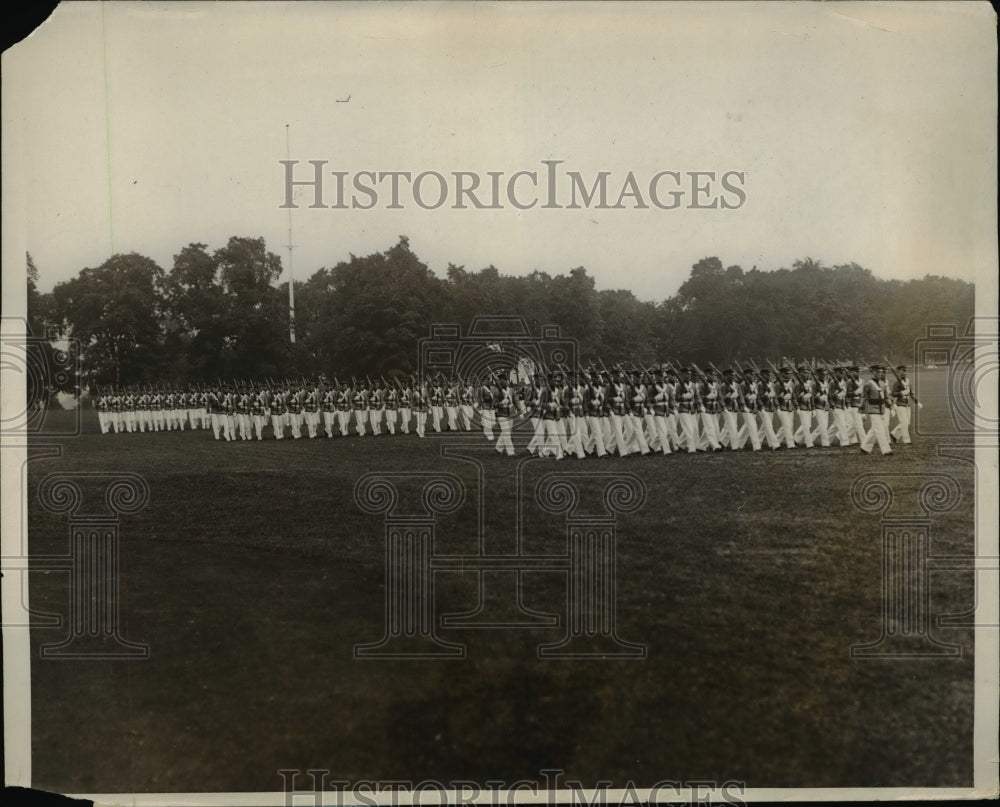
<box><xmin>859</xmin><ymin>366</ymin><xmax>894</xmax><ymax>455</ymax></box>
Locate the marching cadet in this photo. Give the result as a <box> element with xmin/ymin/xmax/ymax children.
<box><xmin>157</xmin><ymin>389</ymin><xmax>170</xmax><ymax>431</ymax></box>
<box><xmin>737</xmin><ymin>367</ymin><xmax>764</xmax><ymax>451</ymax></box>
<box><xmin>164</xmin><ymin>388</ymin><xmax>177</xmax><ymax>430</ymax></box>
<box><xmin>479</xmin><ymin>375</ymin><xmax>496</xmax><ymax>441</ymax></box>
<box><xmin>165</xmin><ymin>388</ymin><xmax>178</xmax><ymax>431</ymax></box>
<box><xmin>604</xmin><ymin>367</ymin><xmax>629</xmax><ymax>457</ymax></box>
<box><xmin>162</xmin><ymin>388</ymin><xmax>173</xmax><ymax>431</ymax></box>
<box><xmin>413</xmin><ymin>380</ymin><xmax>428</xmax><ymax>437</ymax></box>
<box><xmin>859</xmin><ymin>365</ymin><xmax>894</xmax><ymax>455</ymax></box>
<box><xmin>157</xmin><ymin>389</ymin><xmax>167</xmax><ymax>431</ymax></box>
<box><xmin>120</xmin><ymin>389</ymin><xmax>134</xmax><ymax>433</ymax></box>
<box><xmin>494</xmin><ymin>376</ymin><xmax>517</xmax><ymax>456</ymax></box>
<box><xmin>185</xmin><ymin>388</ymin><xmax>198</xmax><ymax>430</ymax></box>
<box><xmin>96</xmin><ymin>390</ymin><xmax>110</xmax><ymax>434</ymax></box>
<box><xmin>539</xmin><ymin>373</ymin><xmax>563</xmax><ymax>459</ymax></box>
<box><xmin>352</xmin><ymin>380</ymin><xmax>369</xmax><ymax>436</ymax></box>
<box><xmin>697</xmin><ymin>368</ymin><xmax>723</xmax><ymax>451</ymax></box>
<box><xmin>197</xmin><ymin>388</ymin><xmax>209</xmax><ymax>430</ymax></box>
<box><xmin>516</xmin><ymin>374</ymin><xmax>530</xmax><ymax>418</ymax></box>
<box><xmin>594</xmin><ymin>370</ymin><xmax>611</xmax><ymax>450</ymax></box>
<box><xmin>846</xmin><ymin>366</ymin><xmax>866</xmax><ymax>445</ymax></box>
<box><xmin>286</xmin><ymin>385</ymin><xmax>303</xmax><ymax>439</ymax></box>
<box><xmin>625</xmin><ymin>369</ymin><xmax>652</xmax><ymax>456</ymax></box>
<box><xmin>251</xmin><ymin>387</ymin><xmax>267</xmax><ymax>440</ymax></box>
<box><xmin>137</xmin><ymin>389</ymin><xmax>151</xmax><ymax>433</ymax></box>
<box><xmin>566</xmin><ymin>371</ymin><xmax>590</xmax><ymax>458</ymax></box>
<box><xmin>525</xmin><ymin>372</ymin><xmax>545</xmax><ymax>455</ymax></box>
<box><xmin>177</xmin><ymin>387</ymin><xmax>189</xmax><ymax>431</ymax></box>
<box><xmin>365</xmin><ymin>380</ymin><xmax>382</xmax><ymax>435</ymax></box>
<box><xmin>556</xmin><ymin>371</ymin><xmax>577</xmax><ymax>457</ymax></box>
<box><xmin>108</xmin><ymin>387</ymin><xmax>121</xmax><ymax>434</ymax></box>
<box><xmin>429</xmin><ymin>378</ymin><xmax>445</xmax><ymax>432</ymax></box>
<box><xmin>399</xmin><ymin>379</ymin><xmax>413</xmax><ymax>435</ymax></box>
<box><xmin>149</xmin><ymin>389</ymin><xmax>162</xmax><ymax>432</ymax></box>
<box><xmin>321</xmin><ymin>383</ymin><xmax>337</xmax><ymax>437</ymax></box>
<box><xmin>444</xmin><ymin>380</ymin><xmax>460</xmax><ymax>431</ymax></box>
<box><xmin>720</xmin><ymin>368</ymin><xmax>742</xmax><ymax>449</ymax></box>
<box><xmin>776</xmin><ymin>367</ymin><xmax>798</xmax><ymax>449</ymax></box>
<box><xmin>459</xmin><ymin>379</ymin><xmax>476</xmax><ymax>431</ymax></box>
<box><xmin>142</xmin><ymin>386</ymin><xmax>159</xmax><ymax>432</ymax></box>
<box><xmin>584</xmin><ymin>370</ymin><xmax>609</xmax><ymax>458</ymax></box>
<box><xmin>236</xmin><ymin>387</ymin><xmax>252</xmax><ymax>440</ymax></box>
<box><xmin>223</xmin><ymin>387</ymin><xmax>238</xmax><ymax>441</ymax></box>
<box><xmin>639</xmin><ymin>370</ymin><xmax>659</xmax><ymax>453</ymax></box>
<box><xmin>176</xmin><ymin>387</ymin><xmax>188</xmax><ymax>430</ymax></box>
<box><xmin>663</xmin><ymin>367</ymin><xmax>683</xmax><ymax>451</ymax></box>
<box><xmin>384</xmin><ymin>382</ymin><xmax>400</xmax><ymax>435</ymax></box>
<box><xmin>554</xmin><ymin>371</ymin><xmax>573</xmax><ymax>454</ymax></box>
<box><xmin>890</xmin><ymin>365</ymin><xmax>921</xmax><ymax>444</ymax></box>
<box><xmin>336</xmin><ymin>382</ymin><xmax>352</xmax><ymax>436</ymax></box>
<box><xmin>830</xmin><ymin>367</ymin><xmax>852</xmax><ymax>446</ymax></box>
<box><xmin>757</xmin><ymin>368</ymin><xmax>782</xmax><ymax>450</ymax></box>
<box><xmin>213</xmin><ymin>387</ymin><xmax>226</xmax><ymax>440</ymax></box>
<box><xmin>111</xmin><ymin>390</ymin><xmax>124</xmax><ymax>433</ymax></box>
<box><xmin>793</xmin><ymin>365</ymin><xmax>816</xmax><ymax>448</ymax></box>
<box><xmin>270</xmin><ymin>386</ymin><xmax>287</xmax><ymax>439</ymax></box>
<box><xmin>674</xmin><ymin>368</ymin><xmax>700</xmax><ymax>453</ymax></box>
<box><xmin>303</xmin><ymin>384</ymin><xmax>320</xmax><ymax>438</ymax></box>
<box><xmin>206</xmin><ymin>386</ymin><xmax>221</xmax><ymax>440</ymax></box>
<box><xmin>812</xmin><ymin>367</ymin><xmax>833</xmax><ymax>447</ymax></box>
<box><xmin>650</xmin><ymin>368</ymin><xmax>672</xmax><ymax>455</ymax></box>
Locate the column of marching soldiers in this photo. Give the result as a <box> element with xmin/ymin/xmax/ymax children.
<box><xmin>94</xmin><ymin>360</ymin><xmax>920</xmax><ymax>456</ymax></box>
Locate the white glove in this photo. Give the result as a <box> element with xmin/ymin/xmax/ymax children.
<box><xmin>917</xmin><ymin>402</ymin><xmax>924</xmax><ymax>410</ymax></box>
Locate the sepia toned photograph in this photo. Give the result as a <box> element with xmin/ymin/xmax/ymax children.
<box><xmin>2</xmin><ymin>2</ymin><xmax>997</xmax><ymax>804</ymax></box>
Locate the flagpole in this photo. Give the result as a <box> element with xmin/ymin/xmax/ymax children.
<box><xmin>285</xmin><ymin>124</ymin><xmax>296</xmax><ymax>344</ymax></box>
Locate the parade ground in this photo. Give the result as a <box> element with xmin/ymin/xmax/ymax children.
<box><xmin>25</xmin><ymin>368</ymin><xmax>975</xmax><ymax>794</ymax></box>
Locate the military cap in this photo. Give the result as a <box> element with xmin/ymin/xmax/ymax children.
<box><xmin>723</xmin><ymin>368</ymin><xmax>735</xmax><ymax>376</ymax></box>
<box><xmin>896</xmin><ymin>364</ymin><xmax>908</xmax><ymax>371</ymax></box>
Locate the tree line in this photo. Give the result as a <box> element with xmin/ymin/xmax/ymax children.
<box><xmin>26</xmin><ymin>235</ymin><xmax>974</xmax><ymax>391</ymax></box>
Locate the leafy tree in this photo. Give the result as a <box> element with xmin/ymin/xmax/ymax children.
<box><xmin>51</xmin><ymin>253</ymin><xmax>166</xmax><ymax>387</ymax></box>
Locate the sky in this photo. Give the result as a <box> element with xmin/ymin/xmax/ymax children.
<box><xmin>2</xmin><ymin>1</ymin><xmax>996</xmax><ymax>302</ymax></box>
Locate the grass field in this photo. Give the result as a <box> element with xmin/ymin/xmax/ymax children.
<box><xmin>24</xmin><ymin>370</ymin><xmax>976</xmax><ymax>794</ymax></box>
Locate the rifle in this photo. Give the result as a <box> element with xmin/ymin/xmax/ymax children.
<box><xmin>782</xmin><ymin>358</ymin><xmax>806</xmax><ymax>385</ymax></box>
<box><xmin>882</xmin><ymin>356</ymin><xmax>902</xmax><ymax>382</ymax></box>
